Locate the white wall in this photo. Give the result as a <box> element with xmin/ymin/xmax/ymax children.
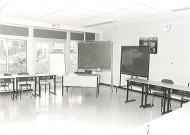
<box><xmin>101</xmin><ymin>19</ymin><xmax>190</xmax><ymax>86</ymax></box>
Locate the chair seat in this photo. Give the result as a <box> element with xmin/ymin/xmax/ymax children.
<box><xmin>0</xmin><ymin>84</ymin><xmax>9</xmax><ymax>87</ymax></box>
<box><xmin>39</xmin><ymin>81</ymin><xmax>50</xmax><ymax>85</ymax></box>
<box><xmin>19</xmin><ymin>84</ymin><xmax>32</xmax><ymax>87</ymax></box>
<box><xmin>151</xmin><ymin>90</ymin><xmax>164</xmax><ymax>96</ymax></box>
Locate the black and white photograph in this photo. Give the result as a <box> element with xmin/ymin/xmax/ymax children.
<box><xmin>0</xmin><ymin>0</ymin><xmax>190</xmax><ymax>135</ymax></box>
<box><xmin>139</xmin><ymin>37</ymin><xmax>158</xmax><ymax>54</ymax></box>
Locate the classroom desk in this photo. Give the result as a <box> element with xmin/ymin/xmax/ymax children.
<box><xmin>15</xmin><ymin>75</ymin><xmax>37</xmax><ymax>99</ymax></box>
<box><xmin>15</xmin><ymin>74</ymin><xmax>56</xmax><ymax>98</ymax></box>
<box><xmin>125</xmin><ymin>78</ymin><xmax>190</xmax><ymax>114</ymax></box>
<box><xmin>62</xmin><ymin>74</ymin><xmax>100</xmax><ymax>97</ymax></box>
<box><xmin>0</xmin><ymin>75</ymin><xmax>15</xmax><ymax>99</ymax></box>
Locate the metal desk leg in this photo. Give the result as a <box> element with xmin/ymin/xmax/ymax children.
<box><xmin>98</xmin><ymin>76</ymin><xmax>100</xmax><ymax>94</ymax></box>
<box><xmin>167</xmin><ymin>89</ymin><xmax>172</xmax><ymax>113</ymax></box>
<box><xmin>66</xmin><ymin>87</ymin><xmax>69</xmax><ymax>93</ymax></box>
<box><xmin>34</xmin><ymin>78</ymin><xmax>37</xmax><ymax>96</ymax></box>
<box><xmin>96</xmin><ymin>77</ymin><xmax>99</xmax><ymax>98</ymax></box>
<box><xmin>16</xmin><ymin>79</ymin><xmax>18</xmax><ymax>99</ymax></box>
<box><xmin>32</xmin><ymin>77</ymin><xmax>39</xmax><ymax>97</ymax></box>
<box><xmin>125</xmin><ymin>81</ymin><xmax>136</xmax><ymax>103</ymax></box>
<box><xmin>54</xmin><ymin>75</ymin><xmax>56</xmax><ymax>95</ymax></box>
<box><xmin>12</xmin><ymin>78</ymin><xmax>15</xmax><ymax>100</ymax></box>
<box><xmin>143</xmin><ymin>84</ymin><xmax>151</xmax><ymax>108</ymax></box>
<box><xmin>39</xmin><ymin>78</ymin><xmax>41</xmax><ymax>97</ymax></box>
<box><xmin>49</xmin><ymin>75</ymin><xmax>56</xmax><ymax>95</ymax></box>
<box><xmin>140</xmin><ymin>83</ymin><xmax>145</xmax><ymax>107</ymax></box>
<box><xmin>162</xmin><ymin>88</ymin><xmax>166</xmax><ymax>114</ymax></box>
<box><xmin>62</xmin><ymin>76</ymin><xmax>64</xmax><ymax>96</ymax></box>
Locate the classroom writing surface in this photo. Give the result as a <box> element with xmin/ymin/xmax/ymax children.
<box><xmin>121</xmin><ymin>46</ymin><xmax>150</xmax><ymax>78</ymax></box>
<box><xmin>50</xmin><ymin>53</ymin><xmax>65</xmax><ymax>75</ymax></box>
<box><xmin>78</xmin><ymin>41</ymin><xmax>112</xmax><ymax>70</ymax></box>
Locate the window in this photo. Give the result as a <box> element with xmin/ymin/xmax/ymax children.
<box><xmin>0</xmin><ymin>39</ymin><xmax>27</xmax><ymax>74</ymax></box>
<box><xmin>70</xmin><ymin>41</ymin><xmax>79</xmax><ymax>73</ymax></box>
<box><xmin>36</xmin><ymin>41</ymin><xmax>50</xmax><ymax>74</ymax></box>
<box><xmin>0</xmin><ymin>40</ymin><xmax>7</xmax><ymax>74</ymax></box>
<box><xmin>35</xmin><ymin>39</ymin><xmax>65</xmax><ymax>74</ymax></box>
<box><xmin>8</xmin><ymin>40</ymin><xmax>27</xmax><ymax>73</ymax></box>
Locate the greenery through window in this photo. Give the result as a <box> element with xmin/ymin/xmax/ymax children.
<box><xmin>0</xmin><ymin>39</ymin><xmax>27</xmax><ymax>74</ymax></box>
<box><xmin>36</xmin><ymin>40</ymin><xmax>65</xmax><ymax>74</ymax></box>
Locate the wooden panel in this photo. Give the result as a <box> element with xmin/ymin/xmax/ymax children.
<box><xmin>34</xmin><ymin>28</ymin><xmax>66</xmax><ymax>39</ymax></box>
<box><xmin>85</xmin><ymin>32</ymin><xmax>95</xmax><ymax>41</ymax></box>
<box><xmin>71</xmin><ymin>32</ymin><xmax>84</xmax><ymax>41</ymax></box>
<box><xmin>63</xmin><ymin>75</ymin><xmax>98</xmax><ymax>87</ymax></box>
<box><xmin>0</xmin><ymin>24</ymin><xmax>28</xmax><ymax>36</ymax></box>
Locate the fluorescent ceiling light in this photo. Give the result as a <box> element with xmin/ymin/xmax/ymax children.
<box><xmin>84</xmin><ymin>20</ymin><xmax>115</xmax><ymax>27</ymax></box>
<box><xmin>170</xmin><ymin>6</ymin><xmax>190</xmax><ymax>12</ymax></box>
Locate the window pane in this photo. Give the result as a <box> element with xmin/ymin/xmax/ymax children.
<box><xmin>8</xmin><ymin>40</ymin><xmax>27</xmax><ymax>74</ymax></box>
<box><xmin>0</xmin><ymin>40</ymin><xmax>7</xmax><ymax>74</ymax></box>
<box><xmin>36</xmin><ymin>40</ymin><xmax>65</xmax><ymax>74</ymax></box>
<box><xmin>36</xmin><ymin>42</ymin><xmax>50</xmax><ymax>74</ymax></box>
<box><xmin>70</xmin><ymin>41</ymin><xmax>78</xmax><ymax>73</ymax></box>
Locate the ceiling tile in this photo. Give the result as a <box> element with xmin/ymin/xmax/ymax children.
<box><xmin>126</xmin><ymin>6</ymin><xmax>164</xmax><ymax>16</ymax></box>
<box><xmin>1</xmin><ymin>7</ymin><xmax>47</xmax><ymax>20</ymax></box>
<box><xmin>66</xmin><ymin>21</ymin><xmax>90</xmax><ymax>27</ymax></box>
<box><xmin>78</xmin><ymin>17</ymin><xmax>106</xmax><ymax>24</ymax></box>
<box><xmin>38</xmin><ymin>14</ymin><xmax>73</xmax><ymax>25</ymax></box>
<box><xmin>110</xmin><ymin>10</ymin><xmax>148</xmax><ymax>20</ymax></box>
<box><xmin>97</xmin><ymin>13</ymin><xmax>136</xmax><ymax>22</ymax></box>
<box><xmin>95</xmin><ymin>0</ymin><xmax>140</xmax><ymax>9</ymax></box>
<box><xmin>1</xmin><ymin>0</ymin><xmax>11</xmax><ymax>8</ymax></box>
<box><xmin>7</xmin><ymin>1</ymin><xmax>55</xmax><ymax>13</ymax></box>
<box><xmin>76</xmin><ymin>2</ymin><xmax>121</xmax><ymax>13</ymax></box>
<box><xmin>129</xmin><ymin>0</ymin><xmax>158</xmax><ymax>4</ymax></box>
<box><xmin>9</xmin><ymin>0</ymin><xmax>75</xmax><ymax>10</ymax></box>
<box><xmin>53</xmin><ymin>10</ymin><xmax>90</xmax><ymax>20</ymax></box>
<box><xmin>61</xmin><ymin>6</ymin><xmax>103</xmax><ymax>16</ymax></box>
<box><xmin>147</xmin><ymin>0</ymin><xmax>190</xmax><ymax>12</ymax></box>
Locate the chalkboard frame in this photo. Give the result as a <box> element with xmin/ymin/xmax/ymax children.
<box><xmin>120</xmin><ymin>46</ymin><xmax>150</xmax><ymax>78</ymax></box>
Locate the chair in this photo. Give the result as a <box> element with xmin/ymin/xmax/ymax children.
<box><xmin>37</xmin><ymin>75</ymin><xmax>51</xmax><ymax>95</ymax></box>
<box><xmin>17</xmin><ymin>72</ymin><xmax>32</xmax><ymax>99</ymax></box>
<box><xmin>150</xmin><ymin>79</ymin><xmax>174</xmax><ymax>112</ymax></box>
<box><xmin>171</xmin><ymin>83</ymin><xmax>190</xmax><ymax>107</ymax></box>
<box><xmin>0</xmin><ymin>73</ymin><xmax>12</xmax><ymax>97</ymax></box>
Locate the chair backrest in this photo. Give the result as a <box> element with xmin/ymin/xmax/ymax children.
<box><xmin>17</xmin><ymin>72</ymin><xmax>29</xmax><ymax>75</ymax></box>
<box><xmin>17</xmin><ymin>73</ymin><xmax>31</xmax><ymax>83</ymax></box>
<box><xmin>4</xmin><ymin>73</ymin><xmax>12</xmax><ymax>76</ymax></box>
<box><xmin>161</xmin><ymin>79</ymin><xmax>174</xmax><ymax>84</ymax></box>
<box><xmin>1</xmin><ymin>73</ymin><xmax>12</xmax><ymax>83</ymax></box>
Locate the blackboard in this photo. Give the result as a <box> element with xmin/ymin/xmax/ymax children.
<box><xmin>121</xmin><ymin>46</ymin><xmax>150</xmax><ymax>78</ymax></box>
<box><xmin>78</xmin><ymin>41</ymin><xmax>112</xmax><ymax>70</ymax></box>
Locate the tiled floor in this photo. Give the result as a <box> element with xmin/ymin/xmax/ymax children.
<box><xmin>0</xmin><ymin>85</ymin><xmax>181</xmax><ymax>135</ymax></box>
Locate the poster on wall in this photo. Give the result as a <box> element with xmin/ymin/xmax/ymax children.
<box><xmin>139</xmin><ymin>37</ymin><xmax>158</xmax><ymax>54</ymax></box>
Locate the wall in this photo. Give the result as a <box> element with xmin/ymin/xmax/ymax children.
<box><xmin>101</xmin><ymin>19</ymin><xmax>190</xmax><ymax>86</ymax></box>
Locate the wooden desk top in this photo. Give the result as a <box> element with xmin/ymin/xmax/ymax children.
<box><xmin>63</xmin><ymin>74</ymin><xmax>100</xmax><ymax>77</ymax></box>
<box><xmin>126</xmin><ymin>78</ymin><xmax>190</xmax><ymax>92</ymax></box>
<box><xmin>0</xmin><ymin>75</ymin><xmax>15</xmax><ymax>79</ymax></box>
<box><xmin>0</xmin><ymin>74</ymin><xmax>56</xmax><ymax>79</ymax></box>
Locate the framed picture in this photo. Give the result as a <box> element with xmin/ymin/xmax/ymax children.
<box><xmin>139</xmin><ymin>37</ymin><xmax>158</xmax><ymax>54</ymax></box>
